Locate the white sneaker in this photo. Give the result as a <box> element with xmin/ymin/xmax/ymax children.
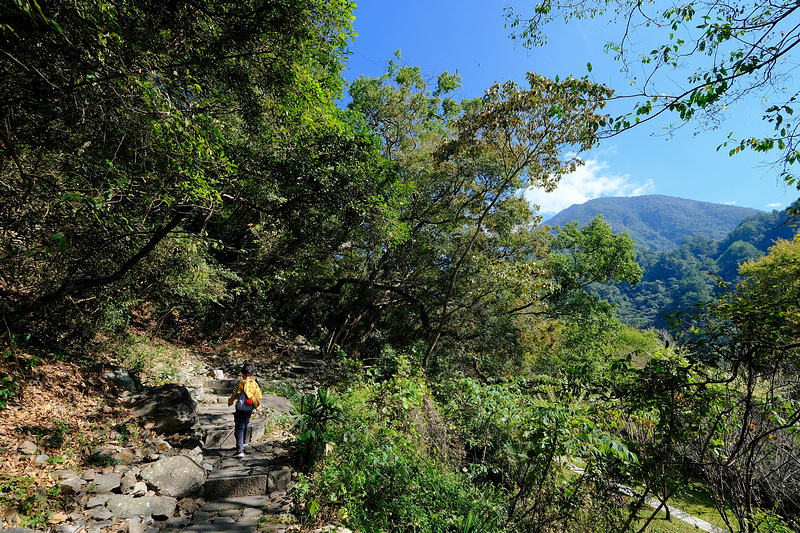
<box><xmin>236</xmin><ymin>450</ymin><xmax>245</xmax><ymax>459</ymax></box>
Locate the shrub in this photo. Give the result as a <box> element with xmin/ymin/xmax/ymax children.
<box><xmin>298</xmin><ymin>378</ymin><xmax>505</xmax><ymax>532</ymax></box>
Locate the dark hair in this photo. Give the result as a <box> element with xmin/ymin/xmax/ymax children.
<box><xmin>241</xmin><ymin>363</ymin><xmax>255</xmax><ymax>376</ymax></box>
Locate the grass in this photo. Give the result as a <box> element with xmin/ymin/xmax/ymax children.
<box><xmin>631</xmin><ymin>481</ymin><xmax>728</xmax><ymax>533</ymax></box>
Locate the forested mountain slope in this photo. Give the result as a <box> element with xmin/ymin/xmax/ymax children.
<box><xmin>545</xmin><ymin>195</ymin><xmax>763</xmax><ymax>251</ymax></box>
<box><xmin>587</xmin><ymin>208</ymin><xmax>798</xmax><ymax>328</ymax></box>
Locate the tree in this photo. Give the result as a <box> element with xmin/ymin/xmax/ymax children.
<box><xmin>311</xmin><ymin>60</ymin><xmax>614</xmax><ymax>373</ymax></box>
<box><xmin>504</xmin><ymin>0</ymin><xmax>800</xmax><ymax>212</ymax></box>
<box><xmin>524</xmin><ymin>215</ymin><xmax>642</xmax><ymax>390</ymax></box>
<box><xmin>0</xmin><ymin>0</ymin><xmax>399</xmax><ymax>342</ymax></box>
<box><xmin>673</xmin><ymin>234</ymin><xmax>800</xmax><ymax>531</ymax></box>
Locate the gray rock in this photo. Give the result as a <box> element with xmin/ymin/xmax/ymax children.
<box><xmin>130</xmin><ymin>384</ymin><xmax>199</xmax><ymax>435</ymax></box>
<box><xmin>140</xmin><ymin>455</ymin><xmax>206</xmax><ymax>498</ymax></box>
<box><xmin>240</xmin><ymin>507</ymin><xmax>263</xmax><ymax>521</ymax></box>
<box><xmin>151</xmin><ymin>439</ymin><xmax>172</xmax><ymax>453</ymax></box>
<box><xmin>90</xmin><ymin>506</ymin><xmax>114</xmax><ymax>520</ymax></box>
<box><xmin>58</xmin><ymin>477</ymin><xmax>85</xmax><ymax>494</ymax></box>
<box><xmin>120</xmin><ymin>470</ymin><xmax>137</xmax><ymax>493</ymax></box>
<box><xmin>262</xmin><ymin>394</ymin><xmax>293</xmax><ymax>416</ymax></box>
<box><xmin>124</xmin><ymin>517</ymin><xmax>147</xmax><ymax>533</ymax></box>
<box><xmin>131</xmin><ymin>481</ymin><xmax>148</xmax><ymax>495</ymax></box>
<box><xmin>202</xmin><ymin>474</ymin><xmax>268</xmax><ymax>499</ymax></box>
<box><xmin>115</xmin><ymin>447</ymin><xmax>140</xmax><ymax>463</ymax></box>
<box><xmin>191</xmin><ymin>510</ymin><xmax>212</xmax><ymax>524</ymax></box>
<box><xmin>103</xmin><ymin>365</ymin><xmax>143</xmax><ymax>392</ymax></box>
<box><xmin>103</xmin><ymin>495</ymin><xmax>177</xmax><ymax>520</ymax></box>
<box><xmin>90</xmin><ymin>472</ymin><xmax>121</xmax><ymax>493</ymax></box>
<box><xmin>49</xmin><ymin>469</ymin><xmax>80</xmax><ymax>481</ymax></box>
<box><xmin>87</xmin><ymin>521</ymin><xmax>114</xmax><ymax>533</ymax></box>
<box><xmin>267</xmin><ymin>468</ymin><xmax>292</xmax><ymax>493</ymax></box>
<box><xmin>55</xmin><ymin>522</ymin><xmax>85</xmax><ymax>533</ymax></box>
<box><xmin>86</xmin><ymin>495</ymin><xmax>111</xmax><ymax>508</ymax></box>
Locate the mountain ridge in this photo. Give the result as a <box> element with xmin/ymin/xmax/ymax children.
<box><xmin>544</xmin><ymin>194</ymin><xmax>764</xmax><ymax>252</ymax></box>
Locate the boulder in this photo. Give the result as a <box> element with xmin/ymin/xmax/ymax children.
<box><xmin>130</xmin><ymin>384</ymin><xmax>199</xmax><ymax>435</ymax></box>
<box><xmin>103</xmin><ymin>495</ymin><xmax>177</xmax><ymax>520</ymax></box>
<box><xmin>140</xmin><ymin>455</ymin><xmax>206</xmax><ymax>498</ymax></box>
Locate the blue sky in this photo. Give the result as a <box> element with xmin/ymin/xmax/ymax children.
<box><xmin>343</xmin><ymin>1</ymin><xmax>796</xmax><ymax>217</ymax></box>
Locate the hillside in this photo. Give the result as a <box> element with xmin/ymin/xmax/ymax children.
<box><xmin>545</xmin><ymin>195</ymin><xmax>763</xmax><ymax>251</ymax></box>
<box><xmin>591</xmin><ymin>208</ymin><xmax>798</xmax><ymax>329</ymax></box>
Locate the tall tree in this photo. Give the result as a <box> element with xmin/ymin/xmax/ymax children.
<box><xmin>312</xmin><ymin>60</ymin><xmax>614</xmax><ymax>372</ymax></box>
<box><xmin>0</xmin><ymin>0</ymin><xmax>398</xmax><ymax>340</ymax></box>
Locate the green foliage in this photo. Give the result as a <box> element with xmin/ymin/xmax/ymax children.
<box><xmin>294</xmin><ymin>389</ymin><xmax>343</xmax><ymax>469</ymax></box>
<box><xmin>1</xmin><ymin>0</ymin><xmax>397</xmax><ymax>348</ymax></box>
<box><xmin>0</xmin><ymin>375</ymin><xmax>18</xmax><ymax>409</ymax></box>
<box><xmin>300</xmin><ymin>377</ymin><xmax>505</xmax><ymax>532</ymax></box>
<box><xmin>0</xmin><ymin>474</ymin><xmax>67</xmax><ymax>529</ymax></box>
<box><xmin>436</xmin><ymin>377</ymin><xmax>637</xmax><ymax>532</ymax></box>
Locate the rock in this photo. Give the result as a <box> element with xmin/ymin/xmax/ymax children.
<box><xmin>103</xmin><ymin>366</ymin><xmax>143</xmax><ymax>392</ymax></box>
<box><xmin>262</xmin><ymin>394</ymin><xmax>293</xmax><ymax>417</ymax></box>
<box><xmin>86</xmin><ymin>495</ymin><xmax>110</xmax><ymax>508</ymax></box>
<box><xmin>131</xmin><ymin>481</ymin><xmax>148</xmax><ymax>495</ymax></box>
<box><xmin>140</xmin><ymin>455</ymin><xmax>206</xmax><ymax>498</ymax></box>
<box><xmin>191</xmin><ymin>510</ymin><xmax>212</xmax><ymax>524</ymax></box>
<box><xmin>267</xmin><ymin>468</ymin><xmax>292</xmax><ymax>493</ymax></box>
<box><xmin>50</xmin><ymin>469</ymin><xmax>80</xmax><ymax>481</ymax></box>
<box><xmin>162</xmin><ymin>516</ymin><xmax>189</xmax><ymax>528</ymax></box>
<box><xmin>115</xmin><ymin>447</ymin><xmax>139</xmax><ymax>463</ymax></box>
<box><xmin>151</xmin><ymin>439</ymin><xmax>172</xmax><ymax>453</ymax></box>
<box><xmin>90</xmin><ymin>472</ymin><xmax>121</xmax><ymax>493</ymax></box>
<box><xmin>19</xmin><ymin>440</ymin><xmax>37</xmax><ymax>455</ymax></box>
<box><xmin>34</xmin><ymin>453</ymin><xmax>49</xmax><ymax>462</ymax></box>
<box><xmin>120</xmin><ymin>470</ymin><xmax>138</xmax><ymax>493</ymax></box>
<box><xmin>103</xmin><ymin>495</ymin><xmax>177</xmax><ymax>520</ymax></box>
<box><xmin>240</xmin><ymin>508</ymin><xmax>263</xmax><ymax>521</ymax></box>
<box><xmin>213</xmin><ymin>369</ymin><xmax>224</xmax><ymax>380</ymax></box>
<box><xmin>58</xmin><ymin>477</ymin><xmax>85</xmax><ymax>494</ymax></box>
<box><xmin>177</xmin><ymin>497</ymin><xmax>202</xmax><ymax>516</ymax></box>
<box><xmin>130</xmin><ymin>384</ymin><xmax>199</xmax><ymax>435</ymax></box>
<box><xmin>90</xmin><ymin>506</ymin><xmax>114</xmax><ymax>520</ymax></box>
<box><xmin>124</xmin><ymin>517</ymin><xmax>147</xmax><ymax>533</ymax></box>
<box><xmin>87</xmin><ymin>521</ymin><xmax>114</xmax><ymax>533</ymax></box>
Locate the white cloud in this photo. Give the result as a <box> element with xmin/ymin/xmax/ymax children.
<box><xmin>723</xmin><ymin>201</ymin><xmax>738</xmax><ymax>205</ymax></box>
<box><xmin>767</xmin><ymin>202</ymin><xmax>784</xmax><ymax>209</ymax></box>
<box><xmin>524</xmin><ymin>159</ymin><xmax>654</xmax><ymax>215</ymax></box>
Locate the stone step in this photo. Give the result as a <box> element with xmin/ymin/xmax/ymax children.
<box><xmin>286</xmin><ymin>365</ymin><xmax>324</xmax><ymax>377</ymax></box>
<box><xmin>296</xmin><ymin>358</ymin><xmax>327</xmax><ymax>367</ymax></box>
<box><xmin>204</xmin><ymin>379</ymin><xmax>240</xmax><ymax>395</ymax></box>
<box><xmin>197</xmin><ymin>403</ymin><xmax>268</xmax><ymax>449</ymax></box>
<box><xmin>202</xmin><ymin>444</ymin><xmax>293</xmax><ymax>500</ymax></box>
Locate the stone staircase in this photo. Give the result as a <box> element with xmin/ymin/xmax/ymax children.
<box><xmin>189</xmin><ymin>377</ymin><xmax>297</xmax><ymax>532</ymax></box>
